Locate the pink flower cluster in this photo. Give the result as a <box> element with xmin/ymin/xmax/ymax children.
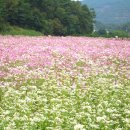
<box><xmin>0</xmin><ymin>36</ymin><xmax>130</xmax><ymax>78</ymax></box>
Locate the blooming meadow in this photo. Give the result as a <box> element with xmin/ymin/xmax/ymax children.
<box><xmin>0</xmin><ymin>36</ymin><xmax>130</xmax><ymax>130</ymax></box>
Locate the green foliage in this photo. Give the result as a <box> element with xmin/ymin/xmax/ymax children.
<box><xmin>0</xmin><ymin>0</ymin><xmax>95</xmax><ymax>36</ymax></box>
<box><xmin>90</xmin><ymin>30</ymin><xmax>129</xmax><ymax>38</ymax></box>
<box><xmin>0</xmin><ymin>87</ymin><xmax>3</xmax><ymax>102</ymax></box>
<box><xmin>0</xmin><ymin>18</ymin><xmax>10</xmax><ymax>32</ymax></box>
<box><xmin>94</xmin><ymin>21</ymin><xmax>130</xmax><ymax>38</ymax></box>
<box><xmin>109</xmin><ymin>30</ymin><xmax>129</xmax><ymax>38</ymax></box>
<box><xmin>118</xmin><ymin>22</ymin><xmax>130</xmax><ymax>33</ymax></box>
<box><xmin>52</xmin><ymin>18</ymin><xmax>66</xmax><ymax>35</ymax></box>
<box><xmin>1</xmin><ymin>26</ymin><xmax>43</xmax><ymax>36</ymax></box>
<box><xmin>0</xmin><ymin>0</ymin><xmax>10</xmax><ymax>32</ymax></box>
<box><xmin>97</xmin><ymin>29</ymin><xmax>107</xmax><ymax>35</ymax></box>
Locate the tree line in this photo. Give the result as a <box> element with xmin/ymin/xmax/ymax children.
<box><xmin>0</xmin><ymin>0</ymin><xmax>95</xmax><ymax>36</ymax></box>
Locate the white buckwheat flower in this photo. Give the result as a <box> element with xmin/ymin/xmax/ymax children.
<box><xmin>74</xmin><ymin>124</ymin><xmax>84</xmax><ymax>130</ymax></box>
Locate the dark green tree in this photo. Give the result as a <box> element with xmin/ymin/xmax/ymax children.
<box><xmin>0</xmin><ymin>0</ymin><xmax>95</xmax><ymax>35</ymax></box>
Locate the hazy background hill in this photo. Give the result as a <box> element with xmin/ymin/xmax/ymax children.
<box><xmin>82</xmin><ymin>0</ymin><xmax>130</xmax><ymax>24</ymax></box>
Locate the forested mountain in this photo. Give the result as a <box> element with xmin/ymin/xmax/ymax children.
<box><xmin>82</xmin><ymin>0</ymin><xmax>130</xmax><ymax>24</ymax></box>
<box><xmin>0</xmin><ymin>0</ymin><xmax>95</xmax><ymax>35</ymax></box>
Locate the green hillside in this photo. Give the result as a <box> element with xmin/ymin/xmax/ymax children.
<box><xmin>0</xmin><ymin>26</ymin><xmax>43</xmax><ymax>36</ymax></box>
<box><xmin>0</xmin><ymin>0</ymin><xmax>94</xmax><ymax>36</ymax></box>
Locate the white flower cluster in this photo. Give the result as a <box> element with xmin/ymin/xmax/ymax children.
<box><xmin>0</xmin><ymin>65</ymin><xmax>130</xmax><ymax>130</ymax></box>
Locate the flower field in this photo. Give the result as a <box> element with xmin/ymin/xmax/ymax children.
<box><xmin>0</xmin><ymin>36</ymin><xmax>130</xmax><ymax>130</ymax></box>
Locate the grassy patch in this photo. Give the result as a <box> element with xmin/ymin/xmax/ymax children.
<box><xmin>0</xmin><ymin>26</ymin><xmax>43</xmax><ymax>36</ymax></box>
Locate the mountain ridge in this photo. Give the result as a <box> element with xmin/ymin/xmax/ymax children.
<box><xmin>82</xmin><ymin>0</ymin><xmax>130</xmax><ymax>24</ymax></box>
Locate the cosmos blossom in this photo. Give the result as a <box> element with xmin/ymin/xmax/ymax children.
<box><xmin>0</xmin><ymin>36</ymin><xmax>130</xmax><ymax>68</ymax></box>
